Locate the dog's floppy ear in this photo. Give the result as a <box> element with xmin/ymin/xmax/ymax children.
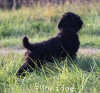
<box><xmin>58</xmin><ymin>20</ymin><xmax>63</xmax><ymax>30</ymax></box>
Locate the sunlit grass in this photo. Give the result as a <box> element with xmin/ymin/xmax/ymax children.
<box><xmin>80</xmin><ymin>35</ymin><xmax>100</xmax><ymax>48</ymax></box>
<box><xmin>0</xmin><ymin>2</ymin><xmax>100</xmax><ymax>48</ymax></box>
<box><xmin>0</xmin><ymin>2</ymin><xmax>100</xmax><ymax>93</ymax></box>
<box><xmin>0</xmin><ymin>52</ymin><xmax>100</xmax><ymax>93</ymax></box>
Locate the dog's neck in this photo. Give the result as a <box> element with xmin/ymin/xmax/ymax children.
<box><xmin>59</xmin><ymin>28</ymin><xmax>78</xmax><ymax>34</ymax></box>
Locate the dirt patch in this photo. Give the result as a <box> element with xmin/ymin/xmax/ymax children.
<box><xmin>0</xmin><ymin>48</ymin><xmax>25</xmax><ymax>54</ymax></box>
<box><xmin>79</xmin><ymin>48</ymin><xmax>100</xmax><ymax>55</ymax></box>
<box><xmin>0</xmin><ymin>48</ymin><xmax>100</xmax><ymax>55</ymax></box>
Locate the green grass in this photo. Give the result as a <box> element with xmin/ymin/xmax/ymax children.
<box><xmin>0</xmin><ymin>2</ymin><xmax>100</xmax><ymax>93</ymax></box>
<box><xmin>0</xmin><ymin>2</ymin><xmax>100</xmax><ymax>48</ymax></box>
<box><xmin>80</xmin><ymin>35</ymin><xmax>100</xmax><ymax>48</ymax></box>
<box><xmin>0</xmin><ymin>52</ymin><xmax>100</xmax><ymax>93</ymax></box>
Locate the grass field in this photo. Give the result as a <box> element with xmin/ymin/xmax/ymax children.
<box><xmin>0</xmin><ymin>2</ymin><xmax>100</xmax><ymax>48</ymax></box>
<box><xmin>0</xmin><ymin>52</ymin><xmax>100</xmax><ymax>93</ymax></box>
<box><xmin>0</xmin><ymin>2</ymin><xmax>100</xmax><ymax>93</ymax></box>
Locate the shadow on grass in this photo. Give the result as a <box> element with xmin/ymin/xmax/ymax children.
<box><xmin>28</xmin><ymin>55</ymin><xmax>100</xmax><ymax>77</ymax></box>
<box><xmin>14</xmin><ymin>54</ymin><xmax>100</xmax><ymax>78</ymax></box>
<box><xmin>45</xmin><ymin>55</ymin><xmax>100</xmax><ymax>75</ymax></box>
<box><xmin>75</xmin><ymin>55</ymin><xmax>100</xmax><ymax>72</ymax></box>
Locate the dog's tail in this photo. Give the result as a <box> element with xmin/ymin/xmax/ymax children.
<box><xmin>23</xmin><ymin>36</ymin><xmax>32</xmax><ymax>50</ymax></box>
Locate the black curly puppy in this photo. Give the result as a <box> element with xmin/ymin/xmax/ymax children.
<box><xmin>16</xmin><ymin>12</ymin><xmax>83</xmax><ymax>77</ymax></box>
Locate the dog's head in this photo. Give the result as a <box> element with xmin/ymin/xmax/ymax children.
<box><xmin>58</xmin><ymin>12</ymin><xmax>83</xmax><ymax>33</ymax></box>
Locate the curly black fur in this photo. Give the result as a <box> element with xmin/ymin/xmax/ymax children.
<box><xmin>16</xmin><ymin>12</ymin><xmax>83</xmax><ymax>77</ymax></box>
